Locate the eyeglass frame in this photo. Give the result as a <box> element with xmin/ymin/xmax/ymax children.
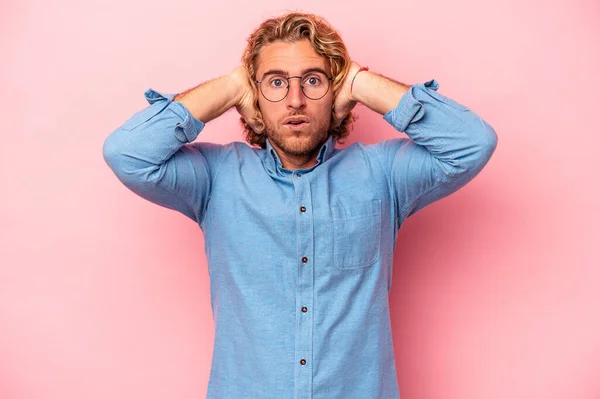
<box><xmin>255</xmin><ymin>72</ymin><xmax>334</xmax><ymax>102</ymax></box>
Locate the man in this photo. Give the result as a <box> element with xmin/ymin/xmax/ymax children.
<box><xmin>103</xmin><ymin>11</ymin><xmax>497</xmax><ymax>399</ymax></box>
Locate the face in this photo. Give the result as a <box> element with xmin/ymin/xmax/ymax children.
<box><xmin>255</xmin><ymin>39</ymin><xmax>334</xmax><ymax>159</ymax></box>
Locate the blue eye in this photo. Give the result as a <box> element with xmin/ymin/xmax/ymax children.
<box><xmin>269</xmin><ymin>77</ymin><xmax>287</xmax><ymax>88</ymax></box>
<box><xmin>303</xmin><ymin>74</ymin><xmax>324</xmax><ymax>86</ymax></box>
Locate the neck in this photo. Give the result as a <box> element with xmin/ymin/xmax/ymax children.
<box><xmin>269</xmin><ymin>137</ymin><xmax>329</xmax><ymax>170</ymax></box>
<box><xmin>277</xmin><ymin>149</ymin><xmax>319</xmax><ymax>170</ymax></box>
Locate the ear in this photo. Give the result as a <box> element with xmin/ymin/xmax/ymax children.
<box><xmin>252</xmin><ymin>111</ymin><xmax>266</xmax><ymax>134</ymax></box>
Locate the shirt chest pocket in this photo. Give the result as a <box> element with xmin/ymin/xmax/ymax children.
<box><xmin>331</xmin><ymin>199</ymin><xmax>382</xmax><ymax>270</ymax></box>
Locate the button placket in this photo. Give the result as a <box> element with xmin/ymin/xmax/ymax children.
<box><xmin>293</xmin><ymin>175</ymin><xmax>314</xmax><ymax>396</ymax></box>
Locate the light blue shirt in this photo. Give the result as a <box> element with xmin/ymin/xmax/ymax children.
<box><xmin>103</xmin><ymin>79</ymin><xmax>497</xmax><ymax>399</ymax></box>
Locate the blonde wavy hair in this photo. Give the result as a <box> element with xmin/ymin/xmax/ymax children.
<box><xmin>240</xmin><ymin>11</ymin><xmax>356</xmax><ymax>149</ymax></box>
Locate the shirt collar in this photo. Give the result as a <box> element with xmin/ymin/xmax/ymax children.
<box><xmin>264</xmin><ymin>135</ymin><xmax>335</xmax><ymax>173</ymax></box>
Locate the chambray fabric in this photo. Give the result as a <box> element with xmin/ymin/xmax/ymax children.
<box><xmin>103</xmin><ymin>79</ymin><xmax>497</xmax><ymax>399</ymax></box>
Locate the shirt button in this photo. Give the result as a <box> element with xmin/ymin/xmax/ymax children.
<box><xmin>296</xmin><ymin>173</ymin><xmax>301</xmax><ymax>177</ymax></box>
<box><xmin>301</xmin><ymin>306</ymin><xmax>308</xmax><ymax>313</ymax></box>
<box><xmin>300</xmin><ymin>359</ymin><xmax>307</xmax><ymax>365</ymax></box>
<box><xmin>300</xmin><ymin>206</ymin><xmax>306</xmax><ymax>213</ymax></box>
<box><xmin>301</xmin><ymin>256</ymin><xmax>308</xmax><ymax>263</ymax></box>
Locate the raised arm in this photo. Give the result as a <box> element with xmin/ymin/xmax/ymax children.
<box><xmin>102</xmin><ymin>67</ymin><xmax>258</xmax><ymax>225</ymax></box>
<box><xmin>350</xmin><ymin>68</ymin><xmax>498</xmax><ymax>226</ymax></box>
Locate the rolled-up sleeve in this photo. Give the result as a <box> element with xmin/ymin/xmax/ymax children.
<box><xmin>102</xmin><ymin>88</ymin><xmax>225</xmax><ymax>225</ymax></box>
<box><xmin>374</xmin><ymin>79</ymin><xmax>498</xmax><ymax>225</ymax></box>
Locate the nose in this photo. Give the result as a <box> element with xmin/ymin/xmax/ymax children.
<box><xmin>286</xmin><ymin>77</ymin><xmax>306</xmax><ymax>110</ymax></box>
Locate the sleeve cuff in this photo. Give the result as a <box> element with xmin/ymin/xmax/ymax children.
<box><xmin>144</xmin><ymin>88</ymin><xmax>205</xmax><ymax>143</ymax></box>
<box><xmin>382</xmin><ymin>79</ymin><xmax>439</xmax><ymax>132</ymax></box>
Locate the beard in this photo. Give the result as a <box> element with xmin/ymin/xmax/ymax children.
<box><xmin>263</xmin><ymin>114</ymin><xmax>331</xmax><ymax>157</ymax></box>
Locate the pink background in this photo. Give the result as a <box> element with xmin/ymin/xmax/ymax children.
<box><xmin>1</xmin><ymin>0</ymin><xmax>599</xmax><ymax>398</ymax></box>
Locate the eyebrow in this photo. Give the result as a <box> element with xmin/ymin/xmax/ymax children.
<box><xmin>260</xmin><ymin>67</ymin><xmax>330</xmax><ymax>79</ymax></box>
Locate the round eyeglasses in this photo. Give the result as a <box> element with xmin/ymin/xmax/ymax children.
<box><xmin>255</xmin><ymin>71</ymin><xmax>333</xmax><ymax>102</ymax></box>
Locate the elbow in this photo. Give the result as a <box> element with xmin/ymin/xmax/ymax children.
<box><xmin>478</xmin><ymin>117</ymin><xmax>498</xmax><ymax>162</ymax></box>
<box><xmin>102</xmin><ymin>129</ymin><xmax>162</xmax><ymax>186</ymax></box>
<box><xmin>465</xmin><ymin>117</ymin><xmax>498</xmax><ymax>174</ymax></box>
<box><xmin>102</xmin><ymin>130</ymin><xmax>124</xmax><ymax>172</ymax></box>
<box><xmin>448</xmin><ymin>116</ymin><xmax>498</xmax><ymax>178</ymax></box>
<box><xmin>102</xmin><ymin>131</ymin><xmax>118</xmax><ymax>168</ymax></box>
<box><xmin>102</xmin><ymin>129</ymin><xmax>142</xmax><ymax>182</ymax></box>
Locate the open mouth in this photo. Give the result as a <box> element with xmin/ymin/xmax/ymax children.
<box><xmin>285</xmin><ymin>121</ymin><xmax>309</xmax><ymax>128</ymax></box>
